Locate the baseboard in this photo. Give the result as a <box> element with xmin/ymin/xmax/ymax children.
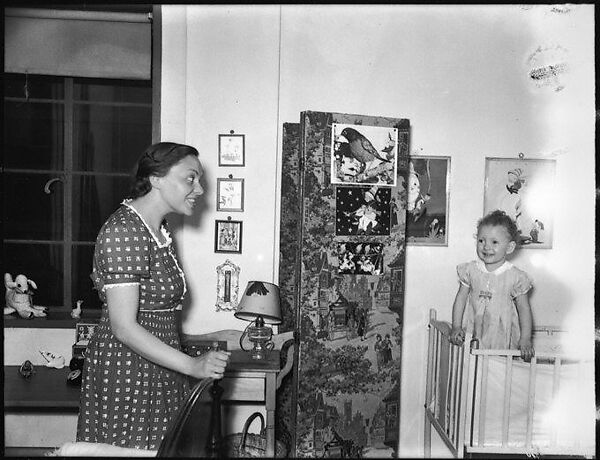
<box><xmin>4</xmin><ymin>446</ymin><xmax>56</xmax><ymax>457</ymax></box>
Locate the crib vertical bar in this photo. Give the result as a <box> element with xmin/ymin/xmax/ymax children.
<box><xmin>447</xmin><ymin>344</ymin><xmax>455</xmax><ymax>436</ymax></box>
<box><xmin>477</xmin><ymin>355</ymin><xmax>489</xmax><ymax>446</ymax></box>
<box><xmin>448</xmin><ymin>345</ymin><xmax>457</xmax><ymax>443</ymax></box>
<box><xmin>525</xmin><ymin>356</ymin><xmax>537</xmax><ymax>448</ymax></box>
<box><xmin>452</xmin><ymin>345</ymin><xmax>465</xmax><ymax>449</ymax></box>
<box><xmin>501</xmin><ymin>355</ymin><xmax>513</xmax><ymax>446</ymax></box>
<box><xmin>424</xmin><ymin>311</ymin><xmax>436</xmax><ymax>458</ymax></box>
<box><xmin>550</xmin><ymin>356</ymin><xmax>561</xmax><ymax>449</ymax></box>
<box><xmin>573</xmin><ymin>361</ymin><xmax>583</xmax><ymax>451</ymax></box>
<box><xmin>466</xmin><ymin>340</ymin><xmax>479</xmax><ymax>450</ymax></box>
<box><xmin>458</xmin><ymin>341</ymin><xmax>474</xmax><ymax>459</ymax></box>
<box><xmin>425</xmin><ymin>324</ymin><xmax>434</xmax><ymax>408</ymax></box>
<box><xmin>433</xmin><ymin>328</ymin><xmax>440</xmax><ymax>419</ymax></box>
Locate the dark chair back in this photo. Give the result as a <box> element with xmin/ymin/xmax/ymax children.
<box><xmin>157</xmin><ymin>379</ymin><xmax>214</xmax><ymax>457</ymax></box>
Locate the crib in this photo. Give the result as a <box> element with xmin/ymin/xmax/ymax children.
<box><xmin>424</xmin><ymin>308</ymin><xmax>595</xmax><ymax>458</ymax></box>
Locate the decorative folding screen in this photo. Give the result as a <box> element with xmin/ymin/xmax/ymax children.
<box><xmin>278</xmin><ymin>111</ymin><xmax>410</xmax><ymax>457</ymax></box>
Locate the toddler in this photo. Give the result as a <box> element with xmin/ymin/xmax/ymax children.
<box><xmin>449</xmin><ymin>210</ymin><xmax>534</xmax><ymax>361</ymax></box>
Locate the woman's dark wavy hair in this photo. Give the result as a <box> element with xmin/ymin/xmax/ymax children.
<box><xmin>129</xmin><ymin>142</ymin><xmax>200</xmax><ymax>199</ymax></box>
<box><xmin>477</xmin><ymin>210</ymin><xmax>520</xmax><ymax>242</ymax></box>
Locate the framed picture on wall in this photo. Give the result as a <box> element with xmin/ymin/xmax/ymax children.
<box><xmin>214</xmin><ymin>219</ymin><xmax>243</xmax><ymax>253</ymax></box>
<box><xmin>217</xmin><ymin>177</ymin><xmax>244</xmax><ymax>212</ymax></box>
<box><xmin>218</xmin><ymin>133</ymin><xmax>245</xmax><ymax>166</ymax></box>
<box><xmin>484</xmin><ymin>157</ymin><xmax>556</xmax><ymax>248</ymax></box>
<box><xmin>406</xmin><ymin>155</ymin><xmax>451</xmax><ymax>246</ymax></box>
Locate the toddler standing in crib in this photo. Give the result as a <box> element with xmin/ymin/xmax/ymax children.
<box><xmin>449</xmin><ymin>210</ymin><xmax>534</xmax><ymax>361</ymax></box>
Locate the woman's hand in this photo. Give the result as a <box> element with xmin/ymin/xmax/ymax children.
<box><xmin>518</xmin><ymin>338</ymin><xmax>535</xmax><ymax>362</ymax></box>
<box><xmin>189</xmin><ymin>350</ymin><xmax>231</xmax><ymax>380</ymax></box>
<box><xmin>449</xmin><ymin>326</ymin><xmax>465</xmax><ymax>346</ymax></box>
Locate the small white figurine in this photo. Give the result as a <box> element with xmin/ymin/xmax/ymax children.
<box><xmin>39</xmin><ymin>350</ymin><xmax>66</xmax><ymax>369</ymax></box>
<box><xmin>4</xmin><ymin>273</ymin><xmax>48</xmax><ymax>319</ymax></box>
<box><xmin>71</xmin><ymin>300</ymin><xmax>83</xmax><ymax>319</ymax></box>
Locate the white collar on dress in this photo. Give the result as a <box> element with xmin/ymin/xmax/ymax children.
<box><xmin>122</xmin><ymin>199</ymin><xmax>172</xmax><ymax>248</ymax></box>
<box><xmin>475</xmin><ymin>258</ymin><xmax>513</xmax><ymax>276</ymax></box>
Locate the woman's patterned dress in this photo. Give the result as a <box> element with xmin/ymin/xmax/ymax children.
<box><xmin>77</xmin><ymin>201</ymin><xmax>190</xmax><ymax>450</ymax></box>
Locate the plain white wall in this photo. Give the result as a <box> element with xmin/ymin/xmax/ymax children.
<box><xmin>160</xmin><ymin>5</ymin><xmax>595</xmax><ymax>457</ymax></box>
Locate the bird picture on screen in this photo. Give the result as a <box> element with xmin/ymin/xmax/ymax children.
<box><xmin>331</xmin><ymin>123</ymin><xmax>398</xmax><ymax>186</ymax></box>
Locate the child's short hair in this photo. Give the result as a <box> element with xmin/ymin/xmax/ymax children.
<box><xmin>477</xmin><ymin>210</ymin><xmax>520</xmax><ymax>242</ymax></box>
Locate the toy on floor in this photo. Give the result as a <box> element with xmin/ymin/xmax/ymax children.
<box><xmin>4</xmin><ymin>273</ymin><xmax>48</xmax><ymax>319</ymax></box>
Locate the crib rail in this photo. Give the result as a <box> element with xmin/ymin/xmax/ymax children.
<box><xmin>425</xmin><ymin>308</ymin><xmax>594</xmax><ymax>459</ymax></box>
<box><xmin>424</xmin><ymin>309</ymin><xmax>470</xmax><ymax>458</ymax></box>
<box><xmin>467</xmin><ymin>346</ymin><xmax>589</xmax><ymax>456</ymax></box>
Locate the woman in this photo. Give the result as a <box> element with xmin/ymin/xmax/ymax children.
<box><xmin>77</xmin><ymin>142</ymin><xmax>231</xmax><ymax>450</ymax></box>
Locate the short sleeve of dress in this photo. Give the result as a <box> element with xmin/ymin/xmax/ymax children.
<box><xmin>510</xmin><ymin>268</ymin><xmax>533</xmax><ymax>298</ymax></box>
<box><xmin>457</xmin><ymin>262</ymin><xmax>471</xmax><ymax>287</ymax></box>
<box><xmin>94</xmin><ymin>217</ymin><xmax>151</xmax><ymax>288</ymax></box>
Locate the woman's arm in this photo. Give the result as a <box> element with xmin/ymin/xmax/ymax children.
<box><xmin>449</xmin><ymin>283</ymin><xmax>470</xmax><ymax>345</ymax></box>
<box><xmin>514</xmin><ymin>293</ymin><xmax>534</xmax><ymax>362</ymax></box>
<box><xmin>106</xmin><ymin>285</ymin><xmax>230</xmax><ymax>379</ymax></box>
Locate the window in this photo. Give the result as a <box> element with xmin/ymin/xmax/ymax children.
<box><xmin>2</xmin><ymin>73</ymin><xmax>152</xmax><ymax>309</ymax></box>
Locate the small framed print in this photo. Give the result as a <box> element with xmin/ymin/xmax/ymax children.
<box><xmin>217</xmin><ymin>177</ymin><xmax>244</xmax><ymax>212</ymax></box>
<box><xmin>215</xmin><ymin>219</ymin><xmax>243</xmax><ymax>253</ymax></box>
<box><xmin>75</xmin><ymin>322</ymin><xmax>97</xmax><ymax>346</ymax></box>
<box><xmin>218</xmin><ymin>134</ymin><xmax>245</xmax><ymax>166</ymax></box>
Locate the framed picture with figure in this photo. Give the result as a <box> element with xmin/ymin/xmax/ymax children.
<box><xmin>483</xmin><ymin>157</ymin><xmax>556</xmax><ymax>248</ymax></box>
<box><xmin>406</xmin><ymin>155</ymin><xmax>451</xmax><ymax>246</ymax></box>
<box><xmin>218</xmin><ymin>134</ymin><xmax>245</xmax><ymax>166</ymax></box>
<box><xmin>217</xmin><ymin>177</ymin><xmax>244</xmax><ymax>212</ymax></box>
<box><xmin>214</xmin><ymin>219</ymin><xmax>243</xmax><ymax>253</ymax></box>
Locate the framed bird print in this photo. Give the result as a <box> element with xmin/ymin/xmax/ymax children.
<box><xmin>215</xmin><ymin>219</ymin><xmax>243</xmax><ymax>253</ymax></box>
<box><xmin>217</xmin><ymin>177</ymin><xmax>244</xmax><ymax>212</ymax></box>
<box><xmin>218</xmin><ymin>133</ymin><xmax>245</xmax><ymax>166</ymax></box>
<box><xmin>331</xmin><ymin>123</ymin><xmax>398</xmax><ymax>187</ymax></box>
<box><xmin>484</xmin><ymin>157</ymin><xmax>556</xmax><ymax>248</ymax></box>
<box><xmin>406</xmin><ymin>155</ymin><xmax>450</xmax><ymax>246</ymax></box>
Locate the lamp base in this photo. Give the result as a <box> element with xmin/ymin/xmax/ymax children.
<box><xmin>250</xmin><ymin>341</ymin><xmax>271</xmax><ymax>360</ymax></box>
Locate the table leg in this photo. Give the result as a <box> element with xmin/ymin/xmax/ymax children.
<box><xmin>265</xmin><ymin>372</ymin><xmax>276</xmax><ymax>457</ymax></box>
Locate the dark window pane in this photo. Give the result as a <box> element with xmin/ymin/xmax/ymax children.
<box><xmin>72</xmin><ymin>245</ymin><xmax>101</xmax><ymax>309</ymax></box>
<box><xmin>3</xmin><ymin>73</ymin><xmax>64</xmax><ymax>99</ymax></box>
<box><xmin>73</xmin><ymin>175</ymin><xmax>132</xmax><ymax>241</ymax></box>
<box><xmin>73</xmin><ymin>78</ymin><xmax>151</xmax><ymax>103</ymax></box>
<box><xmin>3</xmin><ymin>102</ymin><xmax>64</xmax><ymax>169</ymax></box>
<box><xmin>3</xmin><ymin>243</ymin><xmax>63</xmax><ymax>306</ymax></box>
<box><xmin>73</xmin><ymin>105</ymin><xmax>152</xmax><ymax>173</ymax></box>
<box><xmin>3</xmin><ymin>173</ymin><xmax>64</xmax><ymax>240</ymax></box>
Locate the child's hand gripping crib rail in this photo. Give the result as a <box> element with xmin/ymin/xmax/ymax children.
<box><xmin>424</xmin><ymin>309</ymin><xmax>595</xmax><ymax>459</ymax></box>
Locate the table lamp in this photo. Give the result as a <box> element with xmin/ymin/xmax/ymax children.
<box><xmin>235</xmin><ymin>281</ymin><xmax>282</xmax><ymax>360</ymax></box>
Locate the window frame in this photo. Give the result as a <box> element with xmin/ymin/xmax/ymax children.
<box><xmin>3</xmin><ymin>74</ymin><xmax>152</xmax><ymax>311</ymax></box>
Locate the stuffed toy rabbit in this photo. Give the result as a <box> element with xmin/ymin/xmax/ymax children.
<box><xmin>4</xmin><ymin>273</ymin><xmax>48</xmax><ymax>319</ymax></box>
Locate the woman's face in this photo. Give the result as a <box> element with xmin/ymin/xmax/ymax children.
<box><xmin>155</xmin><ymin>155</ymin><xmax>204</xmax><ymax>216</ymax></box>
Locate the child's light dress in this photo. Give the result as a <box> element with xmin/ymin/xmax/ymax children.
<box><xmin>458</xmin><ymin>259</ymin><xmax>532</xmax><ymax>349</ymax></box>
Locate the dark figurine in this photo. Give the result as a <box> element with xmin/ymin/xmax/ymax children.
<box><xmin>18</xmin><ymin>360</ymin><xmax>35</xmax><ymax>379</ymax></box>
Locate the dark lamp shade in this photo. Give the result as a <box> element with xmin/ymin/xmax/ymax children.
<box><xmin>234</xmin><ymin>281</ymin><xmax>282</xmax><ymax>325</ymax></box>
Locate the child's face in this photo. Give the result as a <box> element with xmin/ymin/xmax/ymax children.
<box><xmin>476</xmin><ymin>224</ymin><xmax>516</xmax><ymax>271</ymax></box>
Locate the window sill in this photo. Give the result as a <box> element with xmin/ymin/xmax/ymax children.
<box><xmin>3</xmin><ymin>309</ymin><xmax>101</xmax><ymax>328</ymax></box>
